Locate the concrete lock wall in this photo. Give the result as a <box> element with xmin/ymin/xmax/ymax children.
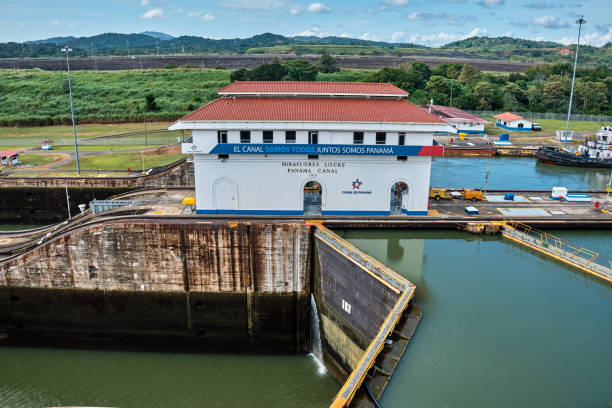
<box><xmin>312</xmin><ymin>235</ymin><xmax>401</xmax><ymax>381</ymax></box>
<box><xmin>0</xmin><ymin>221</ymin><xmax>310</xmax><ymax>353</ymax></box>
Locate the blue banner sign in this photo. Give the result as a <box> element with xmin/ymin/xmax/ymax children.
<box><xmin>208</xmin><ymin>143</ymin><xmax>443</xmax><ymax>156</ymax></box>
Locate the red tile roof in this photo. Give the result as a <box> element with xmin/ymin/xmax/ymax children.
<box><xmin>494</xmin><ymin>112</ymin><xmax>523</xmax><ymax>122</ymax></box>
<box><xmin>176</xmin><ymin>97</ymin><xmax>445</xmax><ymax>124</ymax></box>
<box><xmin>422</xmin><ymin>104</ymin><xmax>489</xmax><ymax>123</ymax></box>
<box><xmin>0</xmin><ymin>149</ymin><xmax>21</xmax><ymax>157</ymax></box>
<box><xmin>218</xmin><ymin>81</ymin><xmax>409</xmax><ymax>97</ymax></box>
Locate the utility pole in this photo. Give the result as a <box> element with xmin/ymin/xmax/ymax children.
<box><xmin>127</xmin><ymin>40</ymin><xmax>130</xmax><ymax>57</ymax></box>
<box><xmin>563</xmin><ymin>16</ymin><xmax>586</xmax><ymax>149</ymax></box>
<box><xmin>61</xmin><ymin>47</ymin><xmax>80</xmax><ymax>175</ymax></box>
<box><xmin>144</xmin><ymin>111</ymin><xmax>148</xmax><ymax>147</ymax></box>
<box><xmin>65</xmin><ymin>186</ymin><xmax>71</xmax><ymax>219</ymax></box>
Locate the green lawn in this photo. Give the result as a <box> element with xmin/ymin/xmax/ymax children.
<box><xmin>17</xmin><ymin>153</ymin><xmax>65</xmax><ymax>166</ymax></box>
<box><xmin>483</xmin><ymin>118</ymin><xmax>604</xmax><ymax>135</ymax></box>
<box><xmin>58</xmin><ymin>151</ymin><xmax>185</xmax><ymax>171</ymax></box>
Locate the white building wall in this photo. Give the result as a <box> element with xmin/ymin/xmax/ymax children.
<box><xmin>192</xmin><ymin>155</ymin><xmax>431</xmax><ymax>215</ymax></box>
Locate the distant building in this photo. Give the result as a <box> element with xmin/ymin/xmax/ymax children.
<box><xmin>421</xmin><ymin>104</ymin><xmax>489</xmax><ymax>134</ymax></box>
<box><xmin>0</xmin><ymin>149</ymin><xmax>21</xmax><ymax>166</ymax></box>
<box><xmin>494</xmin><ymin>112</ymin><xmax>534</xmax><ymax>131</ymax></box>
<box><xmin>170</xmin><ymin>81</ymin><xmax>454</xmax><ymax>216</ymax></box>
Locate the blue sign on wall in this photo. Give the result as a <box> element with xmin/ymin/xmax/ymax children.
<box><xmin>209</xmin><ymin>143</ymin><xmax>443</xmax><ymax>156</ymax></box>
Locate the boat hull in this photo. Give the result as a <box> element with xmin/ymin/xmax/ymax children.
<box><xmin>536</xmin><ymin>147</ymin><xmax>612</xmax><ymax>168</ymax></box>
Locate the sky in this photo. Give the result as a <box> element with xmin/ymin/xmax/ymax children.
<box><xmin>1</xmin><ymin>0</ymin><xmax>611</xmax><ymax>47</ymax></box>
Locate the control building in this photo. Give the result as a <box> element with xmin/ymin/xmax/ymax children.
<box><xmin>170</xmin><ymin>81</ymin><xmax>454</xmax><ymax>216</ymax></box>
<box><xmin>422</xmin><ymin>104</ymin><xmax>488</xmax><ymax>134</ymax></box>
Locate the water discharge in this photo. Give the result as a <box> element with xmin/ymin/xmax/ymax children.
<box><xmin>310</xmin><ymin>293</ymin><xmax>327</xmax><ymax>376</ymax></box>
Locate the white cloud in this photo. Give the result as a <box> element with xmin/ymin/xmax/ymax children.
<box><xmin>140</xmin><ymin>0</ymin><xmax>150</xmax><ymax>5</ymax></box>
<box><xmin>219</xmin><ymin>0</ymin><xmax>303</xmax><ymax>15</ymax></box>
<box><xmin>391</xmin><ymin>31</ymin><xmax>406</xmax><ymax>42</ymax></box>
<box><xmin>383</xmin><ymin>0</ymin><xmax>409</xmax><ymax>5</ymax></box>
<box><xmin>18</xmin><ymin>21</ymin><xmax>24</xmax><ymax>27</ymax></box>
<box><xmin>140</xmin><ymin>8</ymin><xmax>165</xmax><ymax>19</ymax></box>
<box><xmin>407</xmin><ymin>11</ymin><xmax>447</xmax><ymax>21</ymax></box>
<box><xmin>532</xmin><ymin>15</ymin><xmax>568</xmax><ymax>29</ymax></box>
<box><xmin>291</xmin><ymin>27</ymin><xmax>348</xmax><ymax>38</ymax></box>
<box><xmin>359</xmin><ymin>32</ymin><xmax>380</xmax><ymax>41</ymax></box>
<box><xmin>407</xmin><ymin>27</ymin><xmax>487</xmax><ymax>47</ymax></box>
<box><xmin>562</xmin><ymin>28</ymin><xmax>612</xmax><ymax>47</ymax></box>
<box><xmin>307</xmin><ymin>3</ymin><xmax>331</xmax><ymax>13</ymax></box>
<box><xmin>202</xmin><ymin>13</ymin><xmax>215</xmax><ymax>21</ymax></box>
<box><xmin>52</xmin><ymin>20</ymin><xmax>61</xmax><ymax>26</ymax></box>
<box><xmin>479</xmin><ymin>0</ymin><xmax>504</xmax><ymax>4</ymax></box>
<box><xmin>187</xmin><ymin>11</ymin><xmax>200</xmax><ymax>17</ymax></box>
<box><xmin>504</xmin><ymin>31</ymin><xmax>513</xmax><ymax>37</ymax></box>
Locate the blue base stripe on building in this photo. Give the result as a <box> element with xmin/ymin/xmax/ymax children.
<box><xmin>495</xmin><ymin>123</ymin><xmax>531</xmax><ymax>131</ymax></box>
<box><xmin>401</xmin><ymin>209</ymin><xmax>428</xmax><ymax>216</ymax></box>
<box><xmin>195</xmin><ymin>209</ymin><xmax>430</xmax><ymax>216</ymax></box>
<box><xmin>456</xmin><ymin>129</ymin><xmax>485</xmax><ymax>134</ymax></box>
<box><xmin>321</xmin><ymin>210</ymin><xmax>391</xmax><ymax>216</ymax></box>
<box><xmin>196</xmin><ymin>209</ymin><xmax>304</xmax><ymax>215</ymax></box>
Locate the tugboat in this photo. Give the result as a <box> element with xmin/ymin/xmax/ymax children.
<box><xmin>536</xmin><ymin>126</ymin><xmax>612</xmax><ymax>168</ymax></box>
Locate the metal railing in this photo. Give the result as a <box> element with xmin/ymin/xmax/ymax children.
<box><xmin>502</xmin><ymin>221</ymin><xmax>612</xmax><ymax>283</ymax></box>
<box><xmin>468</xmin><ymin>110</ymin><xmax>611</xmax><ymax>123</ymax></box>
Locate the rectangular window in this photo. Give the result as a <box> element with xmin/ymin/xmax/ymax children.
<box><xmin>353</xmin><ymin>132</ymin><xmax>364</xmax><ymax>144</ymax></box>
<box><xmin>308</xmin><ymin>155</ymin><xmax>319</xmax><ymax>160</ymax></box>
<box><xmin>308</xmin><ymin>131</ymin><xmax>318</xmax><ymax>145</ymax></box>
<box><xmin>240</xmin><ymin>131</ymin><xmax>250</xmax><ymax>143</ymax></box>
<box><xmin>285</xmin><ymin>131</ymin><xmax>296</xmax><ymax>144</ymax></box>
<box><xmin>398</xmin><ymin>133</ymin><xmax>405</xmax><ymax>146</ymax></box>
<box><xmin>376</xmin><ymin>132</ymin><xmax>386</xmax><ymax>145</ymax></box>
<box><xmin>263</xmin><ymin>130</ymin><xmax>273</xmax><ymax>143</ymax></box>
<box><xmin>217</xmin><ymin>130</ymin><xmax>228</xmax><ymax>144</ymax></box>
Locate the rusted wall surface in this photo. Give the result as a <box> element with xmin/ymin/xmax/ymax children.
<box><xmin>313</xmin><ymin>237</ymin><xmax>400</xmax><ymax>381</ymax></box>
<box><xmin>0</xmin><ymin>220</ymin><xmax>310</xmax><ymax>352</ymax></box>
<box><xmin>0</xmin><ymin>159</ymin><xmax>194</xmax><ymax>189</ymax></box>
<box><xmin>0</xmin><ymin>221</ymin><xmax>310</xmax><ymax>293</ymax></box>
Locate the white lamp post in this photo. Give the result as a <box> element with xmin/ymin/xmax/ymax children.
<box><xmin>61</xmin><ymin>47</ymin><xmax>80</xmax><ymax>175</ymax></box>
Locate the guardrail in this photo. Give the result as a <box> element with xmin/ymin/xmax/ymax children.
<box><xmin>502</xmin><ymin>221</ymin><xmax>612</xmax><ymax>284</ymax></box>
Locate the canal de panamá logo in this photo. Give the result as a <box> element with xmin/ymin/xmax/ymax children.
<box><xmin>343</xmin><ymin>178</ymin><xmax>371</xmax><ymax>195</ymax></box>
<box><xmin>190</xmin><ymin>144</ymin><xmax>198</xmax><ymax>151</ymax></box>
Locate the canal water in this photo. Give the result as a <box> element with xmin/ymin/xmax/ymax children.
<box><xmin>431</xmin><ymin>157</ymin><xmax>611</xmax><ymax>190</ymax></box>
<box><xmin>1</xmin><ymin>157</ymin><xmax>611</xmax><ymax>407</ymax></box>
<box><xmin>344</xmin><ymin>229</ymin><xmax>612</xmax><ymax>408</ymax></box>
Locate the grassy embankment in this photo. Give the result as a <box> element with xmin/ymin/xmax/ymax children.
<box><xmin>483</xmin><ymin>118</ymin><xmax>606</xmax><ymax>137</ymax></box>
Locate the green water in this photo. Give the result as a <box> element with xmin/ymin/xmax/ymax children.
<box><xmin>432</xmin><ymin>157</ymin><xmax>612</xmax><ymax>190</ymax></box>
<box><xmin>0</xmin><ymin>349</ymin><xmax>338</xmax><ymax>408</ymax></box>
<box><xmin>344</xmin><ymin>229</ymin><xmax>612</xmax><ymax>408</ymax></box>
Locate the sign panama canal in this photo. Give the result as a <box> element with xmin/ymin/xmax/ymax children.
<box><xmin>209</xmin><ymin>143</ymin><xmax>443</xmax><ymax>156</ymax></box>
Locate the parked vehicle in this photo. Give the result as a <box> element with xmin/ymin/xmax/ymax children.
<box><xmin>462</xmin><ymin>189</ymin><xmax>483</xmax><ymax>201</ymax></box>
<box><xmin>531</xmin><ymin>123</ymin><xmax>542</xmax><ymax>131</ymax></box>
<box><xmin>429</xmin><ymin>187</ymin><xmax>453</xmax><ymax>200</ymax></box>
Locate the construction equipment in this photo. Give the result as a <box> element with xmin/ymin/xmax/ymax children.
<box><xmin>463</xmin><ymin>189</ymin><xmax>483</xmax><ymax>201</ymax></box>
<box><xmin>429</xmin><ymin>187</ymin><xmax>453</xmax><ymax>200</ymax></box>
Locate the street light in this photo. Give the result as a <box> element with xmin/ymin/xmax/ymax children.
<box><xmin>563</xmin><ymin>16</ymin><xmax>586</xmax><ymax>149</ymax></box>
<box><xmin>61</xmin><ymin>47</ymin><xmax>81</xmax><ymax>175</ymax></box>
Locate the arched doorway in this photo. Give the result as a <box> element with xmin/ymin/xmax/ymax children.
<box><xmin>390</xmin><ymin>182</ymin><xmax>408</xmax><ymax>215</ymax></box>
<box><xmin>304</xmin><ymin>181</ymin><xmax>322</xmax><ymax>215</ymax></box>
<box><xmin>213</xmin><ymin>178</ymin><xmax>238</xmax><ymax>210</ymax></box>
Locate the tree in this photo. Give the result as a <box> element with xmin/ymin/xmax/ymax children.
<box><xmin>407</xmin><ymin>62</ymin><xmax>431</xmax><ymax>87</ymax></box>
<box><xmin>542</xmin><ymin>80</ymin><xmax>566</xmax><ymax>110</ymax></box>
<box><xmin>425</xmin><ymin>76</ymin><xmax>449</xmax><ymax>97</ymax></box>
<box><xmin>145</xmin><ymin>94</ymin><xmax>158</xmax><ymax>111</ymax></box>
<box><xmin>230</xmin><ymin>68</ymin><xmax>249</xmax><ymax>82</ymax></box>
<box><xmin>284</xmin><ymin>59</ymin><xmax>318</xmax><ymax>81</ymax></box>
<box><xmin>502</xmin><ymin>82</ymin><xmax>527</xmax><ymax>105</ymax></box>
<box><xmin>502</xmin><ymin>93</ymin><xmax>522</xmax><ymax>111</ymax></box>
<box><xmin>363</xmin><ymin>67</ymin><xmax>415</xmax><ymax>91</ymax></box>
<box><xmin>575</xmin><ymin>81</ymin><xmax>608</xmax><ymax>113</ymax></box>
<box><xmin>247</xmin><ymin>58</ymin><xmax>287</xmax><ymax>81</ymax></box>
<box><xmin>459</xmin><ymin>64</ymin><xmax>479</xmax><ymax>85</ymax></box>
<box><xmin>318</xmin><ymin>54</ymin><xmax>339</xmax><ymax>73</ymax></box>
<box><xmin>472</xmin><ymin>81</ymin><xmax>494</xmax><ymax>110</ymax></box>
